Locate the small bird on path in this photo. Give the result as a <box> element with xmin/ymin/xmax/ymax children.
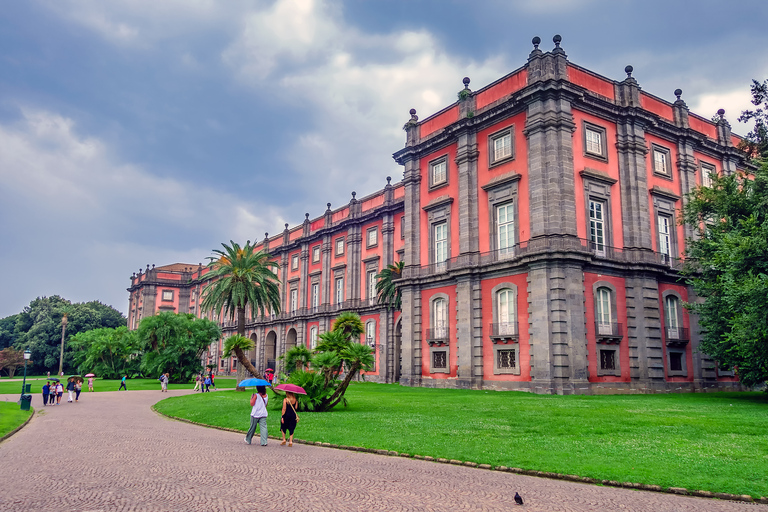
<box><xmin>514</xmin><ymin>492</ymin><xmax>524</xmax><ymax>505</ymax></box>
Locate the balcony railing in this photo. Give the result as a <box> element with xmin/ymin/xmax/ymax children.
<box><xmin>595</xmin><ymin>322</ymin><xmax>623</xmax><ymax>342</ymax></box>
<box><xmin>426</xmin><ymin>327</ymin><xmax>449</xmax><ymax>345</ymax></box>
<box><xmin>489</xmin><ymin>322</ymin><xmax>519</xmax><ymax>341</ymax></box>
<box><xmin>403</xmin><ymin>237</ymin><xmax>685</xmax><ymax>278</ymax></box>
<box><xmin>665</xmin><ymin>327</ymin><xmax>690</xmax><ymax>345</ymax></box>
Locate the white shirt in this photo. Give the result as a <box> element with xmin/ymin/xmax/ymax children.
<box><xmin>250</xmin><ymin>394</ymin><xmax>268</xmax><ymax>418</ymax></box>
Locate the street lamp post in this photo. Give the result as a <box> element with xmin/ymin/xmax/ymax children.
<box><xmin>21</xmin><ymin>349</ymin><xmax>31</xmax><ymax>398</ymax></box>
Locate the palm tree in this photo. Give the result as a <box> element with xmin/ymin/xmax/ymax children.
<box><xmin>375</xmin><ymin>261</ymin><xmax>404</xmax><ymax>310</ymax></box>
<box><xmin>201</xmin><ymin>240</ymin><xmax>281</xmax><ymax>381</ymax></box>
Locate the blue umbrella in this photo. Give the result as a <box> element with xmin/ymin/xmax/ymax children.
<box><xmin>238</xmin><ymin>378</ymin><xmax>271</xmax><ymax>387</ymax></box>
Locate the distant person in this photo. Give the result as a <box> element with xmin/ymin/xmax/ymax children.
<box><xmin>193</xmin><ymin>374</ymin><xmax>201</xmax><ymax>392</ymax></box>
<box><xmin>55</xmin><ymin>382</ymin><xmax>64</xmax><ymax>404</ymax></box>
<box><xmin>88</xmin><ymin>377</ymin><xmax>94</xmax><ymax>392</ymax></box>
<box><xmin>280</xmin><ymin>391</ymin><xmax>300</xmax><ymax>447</ymax></box>
<box><xmin>119</xmin><ymin>375</ymin><xmax>127</xmax><ymax>391</ymax></box>
<box><xmin>75</xmin><ymin>380</ymin><xmax>82</xmax><ymax>402</ymax></box>
<box><xmin>47</xmin><ymin>371</ymin><xmax>50</xmax><ymax>378</ymax></box>
<box><xmin>266</xmin><ymin>371</ymin><xmax>274</xmax><ymax>385</ymax></box>
<box><xmin>42</xmin><ymin>382</ymin><xmax>50</xmax><ymax>406</ymax></box>
<box><xmin>245</xmin><ymin>385</ymin><xmax>268</xmax><ymax>446</ymax></box>
<box><xmin>66</xmin><ymin>378</ymin><xmax>75</xmax><ymax>403</ymax></box>
<box><xmin>204</xmin><ymin>376</ymin><xmax>211</xmax><ymax>392</ymax></box>
<box><xmin>210</xmin><ymin>373</ymin><xmax>217</xmax><ymax>391</ymax></box>
<box><xmin>160</xmin><ymin>373</ymin><xmax>168</xmax><ymax>392</ymax></box>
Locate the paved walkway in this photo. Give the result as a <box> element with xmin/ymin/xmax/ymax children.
<box><xmin>0</xmin><ymin>391</ymin><xmax>764</xmax><ymax>512</ymax></box>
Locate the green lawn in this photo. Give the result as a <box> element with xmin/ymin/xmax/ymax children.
<box><xmin>0</xmin><ymin>377</ymin><xmax>237</xmax><ymax>394</ymax></box>
<box><xmin>154</xmin><ymin>383</ymin><xmax>768</xmax><ymax>497</ymax></box>
<box><xmin>0</xmin><ymin>401</ymin><xmax>33</xmax><ymax>438</ymax></box>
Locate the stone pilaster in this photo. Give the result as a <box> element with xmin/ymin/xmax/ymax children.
<box><xmin>625</xmin><ymin>275</ymin><xmax>664</xmax><ymax>385</ymax></box>
<box><xmin>455</xmin><ymin>124</ymin><xmax>480</xmax><ymax>254</ymax></box>
<box><xmin>399</xmin><ymin>286</ymin><xmax>422</xmax><ymax>386</ymax></box>
<box><xmin>299</xmin><ymin>244</ymin><xmax>309</xmax><ymax>309</ymax></box>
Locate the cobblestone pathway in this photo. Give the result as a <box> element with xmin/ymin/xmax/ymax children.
<box><xmin>0</xmin><ymin>391</ymin><xmax>764</xmax><ymax>512</ymax></box>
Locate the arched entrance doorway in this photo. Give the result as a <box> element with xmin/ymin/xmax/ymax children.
<box><xmin>285</xmin><ymin>328</ymin><xmax>297</xmax><ymax>374</ymax></box>
<box><xmin>265</xmin><ymin>331</ymin><xmax>277</xmax><ymax>372</ymax></box>
<box><xmin>394</xmin><ymin>318</ymin><xmax>402</xmax><ymax>382</ymax></box>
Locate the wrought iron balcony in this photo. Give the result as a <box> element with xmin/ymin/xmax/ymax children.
<box><xmin>426</xmin><ymin>327</ymin><xmax>449</xmax><ymax>345</ymax></box>
<box><xmin>489</xmin><ymin>322</ymin><xmax>519</xmax><ymax>342</ymax></box>
<box><xmin>595</xmin><ymin>322</ymin><xmax>623</xmax><ymax>342</ymax></box>
<box><xmin>665</xmin><ymin>327</ymin><xmax>690</xmax><ymax>346</ymax></box>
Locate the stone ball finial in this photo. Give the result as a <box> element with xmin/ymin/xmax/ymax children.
<box><xmin>553</xmin><ymin>34</ymin><xmax>562</xmax><ymax>47</ymax></box>
<box><xmin>408</xmin><ymin>108</ymin><xmax>418</xmax><ymax>122</ymax></box>
<box><xmin>532</xmin><ymin>36</ymin><xmax>541</xmax><ymax>49</ymax></box>
<box><xmin>462</xmin><ymin>77</ymin><xmax>470</xmax><ymax>89</ymax></box>
<box><xmin>264</xmin><ymin>232</ymin><xmax>269</xmax><ymax>238</ymax></box>
<box><xmin>386</xmin><ymin>176</ymin><xmax>391</xmax><ymax>184</ymax></box>
<box><xmin>285</xmin><ymin>223</ymin><xmax>289</xmax><ymax>229</ymax></box>
<box><xmin>305</xmin><ymin>212</ymin><xmax>309</xmax><ymax>219</ymax></box>
<box><xmin>625</xmin><ymin>65</ymin><xmax>633</xmax><ymax>78</ymax></box>
<box><xmin>717</xmin><ymin>108</ymin><xmax>726</xmax><ymax>116</ymax></box>
<box><xmin>327</xmin><ymin>202</ymin><xmax>332</xmax><ymax>210</ymax></box>
<box><xmin>674</xmin><ymin>89</ymin><xmax>683</xmax><ymax>100</ymax></box>
<box><xmin>409</xmin><ymin>108</ymin><xmax>416</xmax><ymax>115</ymax></box>
<box><xmin>351</xmin><ymin>191</ymin><xmax>356</xmax><ymax>199</ymax></box>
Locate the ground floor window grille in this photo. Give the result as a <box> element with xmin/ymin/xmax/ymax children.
<box><xmin>600</xmin><ymin>350</ymin><xmax>615</xmax><ymax>370</ymax></box>
<box><xmin>497</xmin><ymin>349</ymin><xmax>516</xmax><ymax>369</ymax></box>
<box><xmin>432</xmin><ymin>351</ymin><xmax>447</xmax><ymax>370</ymax></box>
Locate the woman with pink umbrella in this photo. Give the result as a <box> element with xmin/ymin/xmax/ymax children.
<box><xmin>274</xmin><ymin>383</ymin><xmax>305</xmax><ymax>447</ymax></box>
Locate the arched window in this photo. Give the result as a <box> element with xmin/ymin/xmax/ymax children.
<box><xmin>596</xmin><ymin>287</ymin><xmax>612</xmax><ymax>335</ymax></box>
<box><xmin>664</xmin><ymin>295</ymin><xmax>680</xmax><ymax>338</ymax></box>
<box><xmin>496</xmin><ymin>289</ymin><xmax>516</xmax><ymax>335</ymax></box>
<box><xmin>309</xmin><ymin>326</ymin><xmax>318</xmax><ymax>349</ymax></box>
<box><xmin>365</xmin><ymin>320</ymin><xmax>376</xmax><ymax>347</ymax></box>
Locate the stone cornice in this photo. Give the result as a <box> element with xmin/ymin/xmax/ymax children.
<box><xmin>579</xmin><ymin>168</ymin><xmax>618</xmax><ymax>185</ymax></box>
<box><xmin>481</xmin><ymin>172</ymin><xmax>522</xmax><ymax>191</ymax></box>
<box><xmin>649</xmin><ymin>185</ymin><xmax>681</xmax><ymax>201</ymax></box>
<box><xmin>422</xmin><ymin>195</ymin><xmax>454</xmax><ymax>212</ymax></box>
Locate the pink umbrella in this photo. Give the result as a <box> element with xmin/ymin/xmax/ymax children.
<box><xmin>273</xmin><ymin>383</ymin><xmax>307</xmax><ymax>395</ymax></box>
<box><xmin>84</xmin><ymin>373</ymin><xmax>96</xmax><ymax>377</ymax></box>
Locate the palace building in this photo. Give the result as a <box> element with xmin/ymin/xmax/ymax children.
<box><xmin>128</xmin><ymin>36</ymin><xmax>752</xmax><ymax>394</ymax></box>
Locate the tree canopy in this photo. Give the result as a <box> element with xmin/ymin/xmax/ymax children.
<box><xmin>68</xmin><ymin>326</ymin><xmax>140</xmax><ymax>380</ymax></box>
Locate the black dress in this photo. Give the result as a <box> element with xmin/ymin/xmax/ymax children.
<box><xmin>281</xmin><ymin>399</ymin><xmax>298</xmax><ymax>434</ymax></box>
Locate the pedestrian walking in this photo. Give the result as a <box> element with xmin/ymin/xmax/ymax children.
<box><xmin>66</xmin><ymin>378</ymin><xmax>75</xmax><ymax>403</ymax></box>
<box><xmin>47</xmin><ymin>371</ymin><xmax>50</xmax><ymax>378</ymax></box>
<box><xmin>88</xmin><ymin>377</ymin><xmax>94</xmax><ymax>392</ymax></box>
<box><xmin>280</xmin><ymin>391</ymin><xmax>300</xmax><ymax>447</ymax></box>
<box><xmin>119</xmin><ymin>375</ymin><xmax>128</xmax><ymax>391</ymax></box>
<box><xmin>42</xmin><ymin>382</ymin><xmax>50</xmax><ymax>406</ymax></box>
<box><xmin>210</xmin><ymin>373</ymin><xmax>217</xmax><ymax>390</ymax></box>
<box><xmin>75</xmin><ymin>380</ymin><xmax>82</xmax><ymax>402</ymax></box>
<box><xmin>244</xmin><ymin>385</ymin><xmax>269</xmax><ymax>446</ymax></box>
<box><xmin>55</xmin><ymin>382</ymin><xmax>64</xmax><ymax>404</ymax></box>
<box><xmin>204</xmin><ymin>376</ymin><xmax>211</xmax><ymax>392</ymax></box>
<box><xmin>193</xmin><ymin>374</ymin><xmax>201</xmax><ymax>392</ymax></box>
<box><xmin>160</xmin><ymin>373</ymin><xmax>168</xmax><ymax>392</ymax></box>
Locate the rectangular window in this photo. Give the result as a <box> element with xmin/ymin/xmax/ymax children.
<box><xmin>291</xmin><ymin>254</ymin><xmax>299</xmax><ymax>271</ymax></box>
<box><xmin>400</xmin><ymin>216</ymin><xmax>405</xmax><ymax>240</ymax></box>
<box><xmin>311</xmin><ymin>283</ymin><xmax>319</xmax><ymax>308</ymax></box>
<box><xmin>653</xmin><ymin>146</ymin><xmax>671</xmax><ymax>176</ymax></box>
<box><xmin>497</xmin><ymin>202</ymin><xmax>515</xmax><ymax>256</ymax></box>
<box><xmin>162</xmin><ymin>290</ymin><xmax>173</xmax><ymax>301</ymax></box>
<box><xmin>335</xmin><ymin>277</ymin><xmax>344</xmax><ymax>304</ymax></box>
<box><xmin>368</xmin><ymin>270</ymin><xmax>377</xmax><ymax>303</ymax></box>
<box><xmin>432</xmin><ymin>350</ymin><xmax>447</xmax><ymax>370</ymax></box>
<box><xmin>670</xmin><ymin>352</ymin><xmax>683</xmax><ymax>372</ymax></box>
<box><xmin>310</xmin><ymin>327</ymin><xmax>318</xmax><ymax>349</ymax></box>
<box><xmin>701</xmin><ymin>162</ymin><xmax>715</xmax><ymax>188</ymax></box>
<box><xmin>312</xmin><ymin>246</ymin><xmax>320</xmax><ymax>263</ymax></box>
<box><xmin>335</xmin><ymin>238</ymin><xmax>344</xmax><ymax>256</ymax></box>
<box><xmin>490</xmin><ymin>130</ymin><xmax>513</xmax><ymax>164</ymax></box>
<box><xmin>664</xmin><ymin>296</ymin><xmax>680</xmax><ymax>339</ymax></box>
<box><xmin>596</xmin><ymin>288</ymin><xmax>612</xmax><ymax>335</ymax></box>
<box><xmin>430</xmin><ymin>158</ymin><xmax>447</xmax><ymax>187</ymax></box>
<box><xmin>367</xmin><ymin>227</ymin><xmax>378</xmax><ymax>248</ymax></box>
<box><xmin>585</xmin><ymin>128</ymin><xmax>603</xmax><ymax>155</ymax></box>
<box><xmin>600</xmin><ymin>350</ymin><xmax>616</xmax><ymax>370</ymax></box>
<box><xmin>434</xmin><ymin>222</ymin><xmax>448</xmax><ymax>268</ymax></box>
<box><xmin>432</xmin><ymin>298</ymin><xmax>447</xmax><ymax>339</ymax></box>
<box><xmin>497</xmin><ymin>349</ymin><xmax>516</xmax><ymax>369</ymax></box>
<box><xmin>658</xmin><ymin>215</ymin><xmax>672</xmax><ymax>258</ymax></box>
<box><xmin>497</xmin><ymin>289</ymin><xmax>516</xmax><ymax>335</ymax></box>
<box><xmin>589</xmin><ymin>199</ymin><xmax>606</xmax><ymax>256</ymax></box>
<box><xmin>290</xmin><ymin>289</ymin><xmax>297</xmax><ymax>312</ymax></box>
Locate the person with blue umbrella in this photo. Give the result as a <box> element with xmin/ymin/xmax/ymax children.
<box><xmin>240</xmin><ymin>378</ymin><xmax>271</xmax><ymax>446</ymax></box>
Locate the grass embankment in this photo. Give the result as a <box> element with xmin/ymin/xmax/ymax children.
<box><xmin>0</xmin><ymin>402</ymin><xmax>33</xmax><ymax>438</ymax></box>
<box><xmin>0</xmin><ymin>377</ymin><xmax>237</xmax><ymax>394</ymax></box>
<box><xmin>154</xmin><ymin>383</ymin><xmax>768</xmax><ymax>497</ymax></box>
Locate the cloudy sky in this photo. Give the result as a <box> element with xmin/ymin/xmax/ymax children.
<box><xmin>1</xmin><ymin>0</ymin><xmax>766</xmax><ymax>318</ymax></box>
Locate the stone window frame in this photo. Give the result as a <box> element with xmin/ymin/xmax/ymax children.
<box><xmin>309</xmin><ymin>274</ymin><xmax>321</xmax><ymax>308</ymax></box>
<box><xmin>309</xmin><ymin>325</ymin><xmax>318</xmax><ymax>349</ymax></box>
<box><xmin>428</xmin><ymin>154</ymin><xmax>449</xmax><ymax>191</ymax></box>
<box><xmin>582</xmin><ymin>121</ymin><xmax>608</xmax><ymax>162</ymax></box>
<box><xmin>161</xmin><ymin>290</ymin><xmax>174</xmax><ymax>302</ymax></box>
<box><xmin>400</xmin><ymin>215</ymin><xmax>405</xmax><ymax>240</ymax></box>
<box><xmin>488</xmin><ymin>124</ymin><xmax>515</xmax><ymax>167</ymax></box>
<box><xmin>312</xmin><ymin>245</ymin><xmax>321</xmax><ymax>263</ymax></box>
<box><xmin>423</xmin><ymin>199</ymin><xmax>453</xmax><ymax>267</ymax></box>
<box><xmin>580</xmin><ymin>169</ymin><xmax>616</xmax><ymax>257</ymax></box>
<box><xmin>427</xmin><ymin>292</ymin><xmax>450</xmax><ymax>375</ymax></box>
<box><xmin>592</xmin><ymin>280</ymin><xmax>621</xmax><ymax>376</ymax></box>
<box><xmin>288</xmin><ymin>281</ymin><xmax>299</xmax><ymax>312</ymax></box>
<box><xmin>490</xmin><ymin>282</ymin><xmax>520</xmax><ymax>375</ymax></box>
<box><xmin>483</xmin><ymin>174</ymin><xmax>521</xmax><ymax>258</ymax></box>
<box><xmin>365</xmin><ymin>319</ymin><xmax>377</xmax><ymax>371</ymax></box>
<box><xmin>661</xmin><ymin>289</ymin><xmax>687</xmax><ymax>377</ymax></box>
<box><xmin>365</xmin><ymin>265</ymin><xmax>378</xmax><ymax>303</ymax></box>
<box><xmin>699</xmin><ymin>161</ymin><xmax>716</xmax><ymax>188</ymax></box>
<box><xmin>652</xmin><ymin>193</ymin><xmax>678</xmax><ymax>262</ymax></box>
<box><xmin>333</xmin><ymin>267</ymin><xmax>346</xmax><ymax>305</ymax></box>
<box><xmin>651</xmin><ymin>143</ymin><xmax>673</xmax><ymax>179</ymax></box>
<box><xmin>291</xmin><ymin>254</ymin><xmax>299</xmax><ymax>271</ymax></box>
<box><xmin>366</xmin><ymin>226</ymin><xmax>378</xmax><ymax>248</ymax></box>
<box><xmin>335</xmin><ymin>236</ymin><xmax>345</xmax><ymax>256</ymax></box>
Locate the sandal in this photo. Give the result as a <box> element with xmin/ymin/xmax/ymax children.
<box><xmin>288</xmin><ymin>442</ymin><xmax>293</xmax><ymax>447</ymax></box>
<box><xmin>280</xmin><ymin>440</ymin><xmax>286</xmax><ymax>446</ymax></box>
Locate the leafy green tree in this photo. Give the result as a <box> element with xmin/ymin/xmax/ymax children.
<box><xmin>201</xmin><ymin>240</ymin><xmax>281</xmax><ymax>382</ymax></box>
<box><xmin>737</xmin><ymin>79</ymin><xmax>768</xmax><ymax>158</ymax></box>
<box><xmin>68</xmin><ymin>326</ymin><xmax>140</xmax><ymax>379</ymax></box>
<box><xmin>0</xmin><ymin>315</ymin><xmax>19</xmax><ymax>350</ymax></box>
<box><xmin>137</xmin><ymin>312</ymin><xmax>221</xmax><ymax>383</ymax></box>
<box><xmin>0</xmin><ymin>347</ymin><xmax>28</xmax><ymax>377</ymax></box>
<box><xmin>375</xmin><ymin>261</ymin><xmax>405</xmax><ymax>311</ymax></box>
<box><xmin>681</xmin><ymin>162</ymin><xmax>768</xmax><ymax>387</ymax></box>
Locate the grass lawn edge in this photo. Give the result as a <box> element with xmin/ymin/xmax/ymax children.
<box><xmin>0</xmin><ymin>408</ymin><xmax>35</xmax><ymax>443</ymax></box>
<box><xmin>150</xmin><ymin>399</ymin><xmax>767</xmax><ymax>505</ymax></box>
